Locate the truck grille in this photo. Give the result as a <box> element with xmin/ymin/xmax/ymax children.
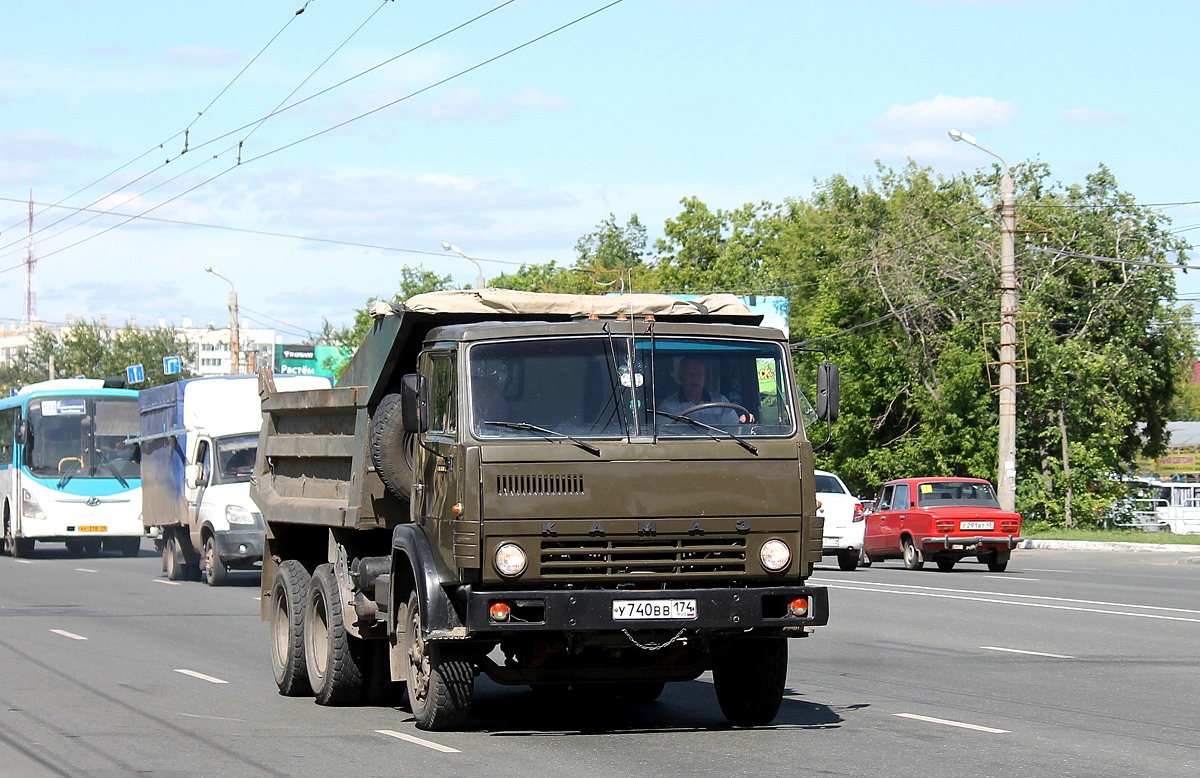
<box><xmin>539</xmin><ymin>536</ymin><xmax>747</xmax><ymax>579</ymax></box>
<box><xmin>497</xmin><ymin>473</ymin><xmax>585</xmax><ymax>497</ymax></box>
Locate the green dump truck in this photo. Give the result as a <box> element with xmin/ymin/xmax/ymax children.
<box><xmin>252</xmin><ymin>290</ymin><xmax>837</xmax><ymax>731</ymax></box>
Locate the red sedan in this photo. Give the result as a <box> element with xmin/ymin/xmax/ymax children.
<box><xmin>863</xmin><ymin>477</ymin><xmax>1022</xmax><ymax>572</ymax></box>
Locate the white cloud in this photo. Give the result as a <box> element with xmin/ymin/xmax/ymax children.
<box><xmin>871</xmin><ymin>94</ymin><xmax>1019</xmax><ymax>135</ymax></box>
<box><xmin>1061</xmin><ymin>108</ymin><xmax>1127</xmax><ymax>127</ymax></box>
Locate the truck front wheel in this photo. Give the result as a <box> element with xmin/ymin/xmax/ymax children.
<box><xmin>401</xmin><ymin>591</ymin><xmax>473</xmax><ymax>730</ymax></box>
<box><xmin>270</xmin><ymin>559</ymin><xmax>313</xmax><ymax>697</ymax></box>
<box><xmin>203</xmin><ymin>536</ymin><xmax>228</xmax><ymax>586</ymax></box>
<box><xmin>712</xmin><ymin>637</ymin><xmax>788</xmax><ymax>727</ymax></box>
<box><xmin>304</xmin><ymin>563</ymin><xmax>368</xmax><ymax>705</ymax></box>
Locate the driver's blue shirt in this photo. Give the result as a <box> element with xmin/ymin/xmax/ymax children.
<box><xmin>658</xmin><ymin>389</ymin><xmax>740</xmax><ymax>426</ymax></box>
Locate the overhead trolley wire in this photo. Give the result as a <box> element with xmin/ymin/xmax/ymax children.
<box><xmin>0</xmin><ymin>2</ymin><xmax>315</xmax><ymax>250</ymax></box>
<box><xmin>0</xmin><ymin>0</ymin><xmax>625</xmax><ymax>271</ymax></box>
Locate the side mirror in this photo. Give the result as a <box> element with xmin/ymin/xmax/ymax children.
<box><xmin>185</xmin><ymin>463</ymin><xmax>208</xmax><ymax>489</ymax></box>
<box><xmin>401</xmin><ymin>373</ymin><xmax>428</xmax><ymax>434</ymax></box>
<box><xmin>816</xmin><ymin>362</ymin><xmax>840</xmax><ymax>423</ymax></box>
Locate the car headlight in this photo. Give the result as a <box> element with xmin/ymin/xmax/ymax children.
<box><xmin>760</xmin><ymin>539</ymin><xmax>791</xmax><ymax>571</ymax></box>
<box><xmin>494</xmin><ymin>542</ymin><xmax>528</xmax><ymax>577</ymax></box>
<box><xmin>21</xmin><ymin>488</ymin><xmax>46</xmax><ymax>520</ymax></box>
<box><xmin>225</xmin><ymin>505</ymin><xmax>257</xmax><ymax>525</ymax></box>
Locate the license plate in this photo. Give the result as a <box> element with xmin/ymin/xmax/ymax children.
<box><xmin>77</xmin><ymin>525</ymin><xmax>107</xmax><ymax>532</ymax></box>
<box><xmin>612</xmin><ymin>599</ymin><xmax>697</xmax><ymax>620</ymax></box>
<box><xmin>960</xmin><ymin>521</ymin><xmax>994</xmax><ymax>531</ymax></box>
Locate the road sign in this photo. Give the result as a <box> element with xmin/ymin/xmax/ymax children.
<box><xmin>163</xmin><ymin>356</ymin><xmax>182</xmax><ymax>375</ymax></box>
<box><xmin>126</xmin><ymin>364</ymin><xmax>145</xmax><ymax>385</ymax></box>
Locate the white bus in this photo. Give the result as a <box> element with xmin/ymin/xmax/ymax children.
<box><xmin>0</xmin><ymin>378</ymin><xmax>143</xmax><ymax>557</ymax></box>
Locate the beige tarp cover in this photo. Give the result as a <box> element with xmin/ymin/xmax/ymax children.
<box><xmin>389</xmin><ymin>289</ymin><xmax>752</xmax><ymax>318</ymax></box>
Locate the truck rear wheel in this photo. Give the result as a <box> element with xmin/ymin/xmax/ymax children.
<box><xmin>165</xmin><ymin>531</ymin><xmax>188</xmax><ymax>580</ymax></box>
<box><xmin>203</xmin><ymin>536</ymin><xmax>228</xmax><ymax>586</ymax></box>
<box><xmin>304</xmin><ymin>563</ymin><xmax>368</xmax><ymax>705</ymax></box>
<box><xmin>271</xmin><ymin>559</ymin><xmax>313</xmax><ymax>696</ymax></box>
<box><xmin>370</xmin><ymin>393</ymin><xmax>413</xmax><ymax>502</ymax></box>
<box><xmin>402</xmin><ymin>591</ymin><xmax>473</xmax><ymax>730</ymax></box>
<box><xmin>712</xmin><ymin>637</ymin><xmax>788</xmax><ymax>727</ymax></box>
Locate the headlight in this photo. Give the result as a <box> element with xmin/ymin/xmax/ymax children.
<box><xmin>225</xmin><ymin>505</ymin><xmax>257</xmax><ymax>525</ymax></box>
<box><xmin>760</xmin><ymin>539</ymin><xmax>791</xmax><ymax>571</ymax></box>
<box><xmin>21</xmin><ymin>488</ymin><xmax>46</xmax><ymax>520</ymax></box>
<box><xmin>494</xmin><ymin>542</ymin><xmax>528</xmax><ymax>577</ymax></box>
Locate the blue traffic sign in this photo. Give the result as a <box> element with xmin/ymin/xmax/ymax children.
<box><xmin>163</xmin><ymin>356</ymin><xmax>182</xmax><ymax>375</ymax></box>
<box><xmin>126</xmin><ymin>364</ymin><xmax>145</xmax><ymax>384</ymax></box>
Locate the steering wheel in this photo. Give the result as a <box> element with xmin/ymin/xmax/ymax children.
<box><xmin>58</xmin><ymin>457</ymin><xmax>84</xmax><ymax>473</ymax></box>
<box><xmin>678</xmin><ymin>401</ymin><xmax>752</xmax><ymax>422</ymax></box>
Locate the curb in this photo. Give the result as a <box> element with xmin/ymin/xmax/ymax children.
<box><xmin>1021</xmin><ymin>538</ymin><xmax>1200</xmax><ymax>553</ymax></box>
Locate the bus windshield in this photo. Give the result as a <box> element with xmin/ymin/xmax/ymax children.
<box><xmin>25</xmin><ymin>396</ymin><xmax>140</xmax><ymax>481</ymax></box>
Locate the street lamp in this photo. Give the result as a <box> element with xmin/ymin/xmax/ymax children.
<box><xmin>204</xmin><ymin>265</ymin><xmax>241</xmax><ymax>375</ymax></box>
<box><xmin>949</xmin><ymin>128</ymin><xmax>1018</xmax><ymax>512</ymax></box>
<box><xmin>442</xmin><ymin>241</ymin><xmax>486</xmax><ymax>290</ymax></box>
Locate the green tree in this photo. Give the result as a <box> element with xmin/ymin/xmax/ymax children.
<box><xmin>1</xmin><ymin>320</ymin><xmax>195</xmax><ymax>393</ymax></box>
<box><xmin>318</xmin><ymin>265</ymin><xmax>454</xmax><ymax>378</ymax></box>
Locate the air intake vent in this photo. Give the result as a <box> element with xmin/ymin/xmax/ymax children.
<box><xmin>497</xmin><ymin>473</ymin><xmax>585</xmax><ymax>497</ymax></box>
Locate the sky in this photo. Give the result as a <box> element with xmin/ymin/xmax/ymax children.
<box><xmin>3</xmin><ymin>0</ymin><xmax>1200</xmax><ymax>342</ymax></box>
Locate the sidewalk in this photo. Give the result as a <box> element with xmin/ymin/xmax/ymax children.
<box><xmin>1022</xmin><ymin>538</ymin><xmax>1200</xmax><ymax>553</ymax></box>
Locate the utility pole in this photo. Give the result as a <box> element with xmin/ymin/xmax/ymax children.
<box><xmin>950</xmin><ymin>129</ymin><xmax>1018</xmax><ymax>512</ymax></box>
<box><xmin>204</xmin><ymin>266</ymin><xmax>241</xmax><ymax>375</ymax></box>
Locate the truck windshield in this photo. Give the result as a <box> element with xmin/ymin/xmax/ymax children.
<box><xmin>915</xmin><ymin>481</ymin><xmax>1001</xmax><ymax>508</ymax></box>
<box><xmin>469</xmin><ymin>335</ymin><xmax>796</xmax><ymax>439</ymax></box>
<box><xmin>215</xmin><ymin>433</ymin><xmax>257</xmax><ymax>483</ymax></box>
<box><xmin>25</xmin><ymin>396</ymin><xmax>141</xmax><ymax>481</ymax></box>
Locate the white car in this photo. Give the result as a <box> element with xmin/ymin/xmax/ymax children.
<box><xmin>816</xmin><ymin>469</ymin><xmax>866</xmax><ymax>571</ymax></box>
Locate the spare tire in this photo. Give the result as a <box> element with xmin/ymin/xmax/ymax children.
<box><xmin>370</xmin><ymin>393</ymin><xmax>413</xmax><ymax>501</ymax></box>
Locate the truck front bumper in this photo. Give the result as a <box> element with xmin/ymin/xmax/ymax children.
<box><xmin>463</xmin><ymin>585</ymin><xmax>829</xmax><ymax>635</ymax></box>
<box><xmin>213</xmin><ymin>528</ymin><xmax>265</xmax><ymax>568</ymax></box>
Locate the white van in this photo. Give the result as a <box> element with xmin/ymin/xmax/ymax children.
<box><xmin>817</xmin><ymin>469</ymin><xmax>866</xmax><ymax>571</ymax></box>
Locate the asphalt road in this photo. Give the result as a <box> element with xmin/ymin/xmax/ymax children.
<box><xmin>2</xmin><ymin>542</ymin><xmax>1198</xmax><ymax>778</ymax></box>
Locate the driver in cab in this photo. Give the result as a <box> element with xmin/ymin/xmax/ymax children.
<box><xmin>659</xmin><ymin>357</ymin><xmax>752</xmax><ymax>426</ymax></box>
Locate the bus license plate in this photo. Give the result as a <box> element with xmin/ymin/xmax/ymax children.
<box><xmin>960</xmin><ymin>521</ymin><xmax>994</xmax><ymax>531</ymax></box>
<box><xmin>612</xmin><ymin>599</ymin><xmax>697</xmax><ymax>620</ymax></box>
<box><xmin>78</xmin><ymin>526</ymin><xmax>107</xmax><ymax>532</ymax></box>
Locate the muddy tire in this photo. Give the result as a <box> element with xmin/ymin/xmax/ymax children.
<box><xmin>370</xmin><ymin>393</ymin><xmax>413</xmax><ymax>502</ymax></box>
<box><xmin>271</xmin><ymin>559</ymin><xmax>313</xmax><ymax>697</ymax></box>
<box><xmin>304</xmin><ymin>563</ymin><xmax>368</xmax><ymax>705</ymax></box>
<box><xmin>203</xmin><ymin>536</ymin><xmax>228</xmax><ymax>586</ymax></box>
<box><xmin>402</xmin><ymin>591</ymin><xmax>473</xmax><ymax>730</ymax></box>
<box><xmin>712</xmin><ymin>637</ymin><xmax>788</xmax><ymax>727</ymax></box>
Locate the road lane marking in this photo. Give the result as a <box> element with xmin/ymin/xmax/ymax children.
<box><xmin>895</xmin><ymin>713</ymin><xmax>1009</xmax><ymax>733</ymax></box>
<box><xmin>13</xmin><ymin>559</ymin><xmax>33</xmax><ymax>565</ymax></box>
<box><xmin>982</xmin><ymin>574</ymin><xmax>1035</xmax><ymax>581</ymax></box>
<box><xmin>50</xmin><ymin>629</ymin><xmax>87</xmax><ymax>641</ymax></box>
<box><xmin>174</xmin><ymin>669</ymin><xmax>228</xmax><ymax>684</ymax></box>
<box><xmin>376</xmin><ymin>730</ymin><xmax>460</xmax><ymax>753</ymax></box>
<box><xmin>817</xmin><ymin>578</ymin><xmax>1200</xmax><ymax>619</ymax></box>
<box><xmin>824</xmin><ymin>583</ymin><xmax>1200</xmax><ymax>623</ymax></box>
<box><xmin>981</xmin><ymin>646</ymin><xmax>1074</xmax><ymax>659</ymax></box>
<box><xmin>1025</xmin><ymin>568</ymin><xmax>1071</xmax><ymax>573</ymax></box>
<box><xmin>152</xmin><ymin>579</ymin><xmax>183</xmax><ymax>586</ymax></box>
<box><xmin>75</xmin><ymin>568</ymin><xmax>98</xmax><ymax>573</ymax></box>
<box><xmin>180</xmin><ymin>713</ymin><xmax>246</xmax><ymax>722</ymax></box>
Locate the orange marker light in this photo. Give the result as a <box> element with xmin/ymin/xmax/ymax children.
<box><xmin>452</xmin><ymin>502</ymin><xmax>463</xmax><ymax>516</ymax></box>
<box><xmin>490</xmin><ymin>602</ymin><xmax>511</xmax><ymax>622</ymax></box>
<box><xmin>789</xmin><ymin>597</ymin><xmax>809</xmax><ymax>617</ymax></box>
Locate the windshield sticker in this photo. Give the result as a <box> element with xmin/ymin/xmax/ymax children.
<box><xmin>919</xmin><ymin>483</ymin><xmax>933</xmax><ymax>493</ymax></box>
<box><xmin>41</xmin><ymin>399</ymin><xmax>87</xmax><ymax>416</ymax></box>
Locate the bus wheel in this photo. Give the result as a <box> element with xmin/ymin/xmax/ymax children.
<box><xmin>4</xmin><ymin>518</ymin><xmax>33</xmax><ymax>558</ymax></box>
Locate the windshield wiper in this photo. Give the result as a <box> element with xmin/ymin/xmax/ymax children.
<box><xmin>483</xmin><ymin>421</ymin><xmax>602</xmax><ymax>457</ymax></box>
<box><xmin>94</xmin><ymin>449</ymin><xmax>129</xmax><ymax>488</ymax></box>
<box><xmin>57</xmin><ymin>460</ymin><xmax>81</xmax><ymax>489</ymax></box>
<box><xmin>649</xmin><ymin>410</ymin><xmax>759</xmax><ymax>456</ymax></box>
